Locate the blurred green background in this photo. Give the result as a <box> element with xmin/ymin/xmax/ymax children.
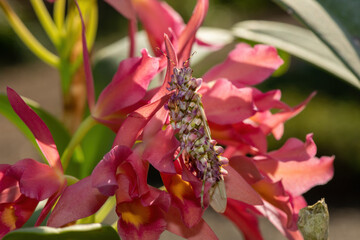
<box><xmin>0</xmin><ymin>0</ymin><xmax>359</xmax><ymax>219</ymax></box>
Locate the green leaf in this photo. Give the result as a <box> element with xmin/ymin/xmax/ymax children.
<box><xmin>80</xmin><ymin>124</ymin><xmax>115</xmax><ymax>178</ymax></box>
<box><xmin>272</xmin><ymin>0</ymin><xmax>360</xmax><ymax>85</ymax></box>
<box><xmin>3</xmin><ymin>224</ymin><xmax>120</xmax><ymax>240</ymax></box>
<box><xmin>232</xmin><ymin>20</ymin><xmax>360</xmax><ymax>89</ymax></box>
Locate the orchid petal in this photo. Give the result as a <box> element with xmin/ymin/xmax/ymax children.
<box><xmin>201</xmin><ymin>79</ymin><xmax>255</xmax><ymax>124</ymax></box>
<box><xmin>151</xmin><ymin>34</ymin><xmax>178</xmax><ymax>103</ymax></box>
<box><xmin>133</xmin><ymin>0</ymin><xmax>184</xmax><ymax>55</ymax></box>
<box><xmin>114</xmin><ymin>93</ymin><xmax>171</xmax><ymax>148</ymax></box>
<box><xmin>255</xmin><ymin>201</ymin><xmax>303</xmax><ymax>240</ymax></box>
<box><xmin>224</xmin><ymin>166</ymin><xmax>263</xmax><ymax>206</ymax></box>
<box><xmin>0</xmin><ymin>195</ymin><xmax>38</xmax><ymax>238</ymax></box>
<box><xmin>116</xmin><ymin>187</ymin><xmax>170</xmax><ymax>240</ymax></box>
<box><xmin>9</xmin><ymin>159</ymin><xmax>62</xmax><ymax>201</ymax></box>
<box><xmin>94</xmin><ymin>49</ymin><xmax>160</xmax><ymax>119</ymax></box>
<box><xmin>92</xmin><ymin>145</ymin><xmax>132</xmax><ymax>196</ymax></box>
<box><xmin>177</xmin><ymin>0</ymin><xmax>209</xmax><ymax>61</ymax></box>
<box><xmin>223</xmin><ymin>199</ymin><xmax>263</xmax><ymax>240</ymax></box>
<box><xmin>104</xmin><ymin>0</ymin><xmax>136</xmax><ymax>20</ymax></box>
<box><xmin>257</xmin><ymin>156</ymin><xmax>334</xmax><ymax>197</ymax></box>
<box><xmin>203</xmin><ymin>43</ymin><xmax>283</xmax><ymax>86</ymax></box>
<box><xmin>7</xmin><ymin>88</ymin><xmax>61</xmax><ymax>170</ymax></box>
<box><xmin>254</xmin><ymin>92</ymin><xmax>316</xmax><ymax>140</ymax></box>
<box><xmin>48</xmin><ymin>176</ymin><xmax>108</xmax><ymax>227</ymax></box>
<box><xmin>143</xmin><ymin>125</ymin><xmax>178</xmax><ymax>174</ymax></box>
<box><xmin>268</xmin><ymin>134</ymin><xmax>317</xmax><ymax>162</ymax></box>
<box><xmin>165</xmin><ymin>206</ymin><xmax>218</xmax><ymax>240</ymax></box>
<box><xmin>252</xmin><ymin>179</ymin><xmax>294</xmax><ymax>228</ymax></box>
<box><xmin>229</xmin><ymin>155</ymin><xmax>263</xmax><ymax>184</ymax></box>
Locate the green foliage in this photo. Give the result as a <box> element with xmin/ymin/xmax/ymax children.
<box><xmin>232</xmin><ymin>20</ymin><xmax>360</xmax><ymax>89</ymax></box>
<box><xmin>3</xmin><ymin>224</ymin><xmax>120</xmax><ymax>240</ymax></box>
<box><xmin>273</xmin><ymin>0</ymin><xmax>360</xmax><ymax>86</ymax></box>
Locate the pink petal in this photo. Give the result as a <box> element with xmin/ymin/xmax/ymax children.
<box><xmin>133</xmin><ymin>0</ymin><xmax>184</xmax><ymax>55</ymax></box>
<box><xmin>75</xmin><ymin>2</ymin><xmax>95</xmax><ymax>112</ymax></box>
<box><xmin>7</xmin><ymin>88</ymin><xmax>61</xmax><ymax>171</ymax></box>
<box><xmin>143</xmin><ymin>126</ymin><xmax>178</xmax><ymax>173</ymax></box>
<box><xmin>47</xmin><ymin>176</ymin><xmax>108</xmax><ymax>227</ymax></box>
<box><xmin>161</xmin><ymin>173</ymin><xmax>203</xmax><ymax>228</ymax></box>
<box><xmin>165</xmin><ymin>206</ymin><xmax>218</xmax><ymax>240</ymax></box>
<box><xmin>150</xmin><ymin>35</ymin><xmax>178</xmax><ymax>103</ymax></box>
<box><xmin>254</xmin><ymin>92</ymin><xmax>316</xmax><ymax>140</ymax></box>
<box><xmin>268</xmin><ymin>134</ymin><xmax>317</xmax><ymax>162</ymax></box>
<box><xmin>177</xmin><ymin>0</ymin><xmax>208</xmax><ymax>61</ymax></box>
<box><xmin>259</xmin><ymin>156</ymin><xmax>334</xmax><ymax>197</ymax></box>
<box><xmin>8</xmin><ymin>159</ymin><xmax>63</xmax><ymax>201</ymax></box>
<box><xmin>93</xmin><ymin>49</ymin><xmax>160</xmax><ymax>119</ymax></box>
<box><xmin>224</xmin><ymin>166</ymin><xmax>263</xmax><ymax>206</ymax></box>
<box><xmin>203</xmin><ymin>43</ymin><xmax>283</xmax><ymax>86</ymax></box>
<box><xmin>91</xmin><ymin>145</ymin><xmax>132</xmax><ymax>196</ymax></box>
<box><xmin>201</xmin><ymin>79</ymin><xmax>255</xmax><ymax>124</ymax></box>
<box><xmin>223</xmin><ymin>199</ymin><xmax>263</xmax><ymax>240</ymax></box>
<box><xmin>104</xmin><ymin>0</ymin><xmax>136</xmax><ymax>20</ymax></box>
<box><xmin>113</xmin><ymin>93</ymin><xmax>171</xmax><ymax>148</ymax></box>
<box><xmin>255</xmin><ymin>201</ymin><xmax>304</xmax><ymax>240</ymax></box>
<box><xmin>252</xmin><ymin>89</ymin><xmax>290</xmax><ymax>111</ymax></box>
<box><xmin>252</xmin><ymin>179</ymin><xmax>294</xmax><ymax>228</ymax></box>
<box><xmin>229</xmin><ymin>155</ymin><xmax>263</xmax><ymax>184</ymax></box>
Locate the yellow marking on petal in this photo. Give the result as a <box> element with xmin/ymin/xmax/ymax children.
<box><xmin>169</xmin><ymin>174</ymin><xmax>193</xmax><ymax>202</ymax></box>
<box><xmin>1</xmin><ymin>205</ymin><xmax>17</xmax><ymax>231</ymax></box>
<box><xmin>117</xmin><ymin>200</ymin><xmax>151</xmax><ymax>229</ymax></box>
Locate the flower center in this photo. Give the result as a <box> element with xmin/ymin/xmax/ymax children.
<box><xmin>117</xmin><ymin>199</ymin><xmax>151</xmax><ymax>228</ymax></box>
<box><xmin>1</xmin><ymin>205</ymin><xmax>17</xmax><ymax>231</ymax></box>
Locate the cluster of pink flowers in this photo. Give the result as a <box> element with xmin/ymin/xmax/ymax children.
<box><xmin>0</xmin><ymin>0</ymin><xmax>334</xmax><ymax>239</ymax></box>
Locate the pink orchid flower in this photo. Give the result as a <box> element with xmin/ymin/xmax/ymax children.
<box><xmin>104</xmin><ymin>0</ymin><xmax>210</xmax><ymax>59</ymax></box>
<box><xmin>0</xmin><ymin>88</ymin><xmax>66</xmax><ymax>238</ymax></box>
<box><xmin>221</xmin><ymin>134</ymin><xmax>334</xmax><ymax>240</ymax></box>
<box><xmin>48</xmin><ymin>141</ymin><xmax>217</xmax><ymax>239</ymax></box>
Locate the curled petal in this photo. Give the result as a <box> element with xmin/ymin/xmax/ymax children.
<box><xmin>203</xmin><ymin>43</ymin><xmax>283</xmax><ymax>86</ymax></box>
<box><xmin>48</xmin><ymin>176</ymin><xmax>108</xmax><ymax>227</ymax></box>
<box><xmin>7</xmin><ymin>88</ymin><xmax>61</xmax><ymax>171</ymax></box>
<box><xmin>92</xmin><ymin>145</ymin><xmax>132</xmax><ymax>196</ymax></box>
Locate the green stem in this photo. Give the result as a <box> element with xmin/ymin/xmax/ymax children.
<box><xmin>94</xmin><ymin>196</ymin><xmax>116</xmax><ymax>223</ymax></box>
<box><xmin>61</xmin><ymin>115</ymin><xmax>97</xmax><ymax>171</ymax></box>
<box><xmin>30</xmin><ymin>0</ymin><xmax>59</xmax><ymax>47</ymax></box>
<box><xmin>54</xmin><ymin>0</ymin><xmax>66</xmax><ymax>31</ymax></box>
<box><xmin>0</xmin><ymin>0</ymin><xmax>59</xmax><ymax>67</ymax></box>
